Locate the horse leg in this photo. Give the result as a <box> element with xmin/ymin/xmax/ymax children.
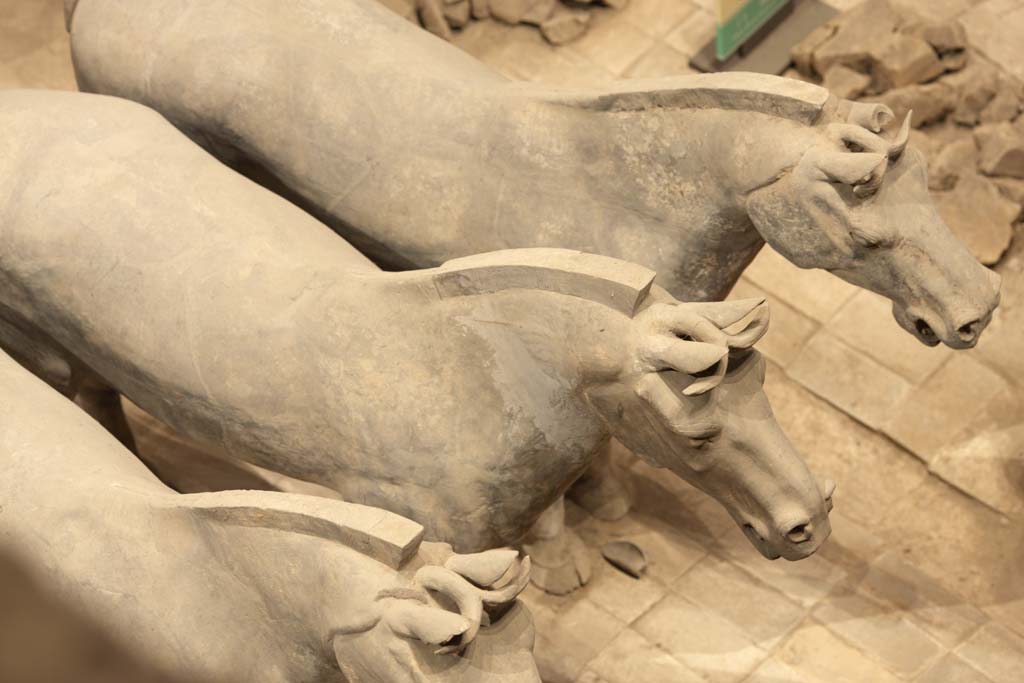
<box><xmin>73</xmin><ymin>377</ymin><xmax>137</xmax><ymax>453</ymax></box>
<box><xmin>566</xmin><ymin>438</ymin><xmax>633</xmax><ymax>521</ymax></box>
<box><xmin>522</xmin><ymin>495</ymin><xmax>592</xmax><ymax>595</ymax></box>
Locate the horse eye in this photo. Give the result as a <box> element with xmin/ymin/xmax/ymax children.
<box><xmin>850</xmin><ymin>230</ymin><xmax>882</xmax><ymax>249</ymax></box>
<box><xmin>844</xmin><ymin>140</ymin><xmax>865</xmax><ymax>153</ymax></box>
<box><xmin>687</xmin><ymin>435</ymin><xmax>716</xmax><ymax>449</ymax></box>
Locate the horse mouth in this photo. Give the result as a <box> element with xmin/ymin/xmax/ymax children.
<box><xmin>742</xmin><ymin>524</ymin><xmax>781</xmax><ymax>560</ymax></box>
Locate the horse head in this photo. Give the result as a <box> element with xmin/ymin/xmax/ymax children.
<box><xmin>746</xmin><ymin>101</ymin><xmax>1000</xmax><ymax>349</ymax></box>
<box><xmin>585</xmin><ymin>295</ymin><xmax>833</xmax><ymax>560</ymax></box>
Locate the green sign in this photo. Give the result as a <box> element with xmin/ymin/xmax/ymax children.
<box><xmin>715</xmin><ymin>0</ymin><xmax>789</xmax><ymax>61</ymax></box>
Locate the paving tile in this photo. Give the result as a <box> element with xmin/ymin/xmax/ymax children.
<box><xmin>973</xmin><ymin>243</ymin><xmax>1024</xmax><ymax>382</ymax></box>
<box><xmin>771</xmin><ymin>621</ymin><xmax>904</xmax><ymax>683</ymax></box>
<box><xmin>744</xmin><ymin>656</ymin><xmax>817</xmax><ymax>683</ymax></box>
<box><xmin>986</xmin><ymin>598</ymin><xmax>1024</xmax><ymax>642</ymax></box>
<box><xmin>621</xmin><ymin>41</ymin><xmax>697</xmax><ymax>79</ymax></box>
<box><xmin>916</xmin><ymin>653</ymin><xmax>998</xmax><ymax>683</ymax></box>
<box><xmin>860</xmin><ymin>551</ymin><xmax>988</xmax><ymax>649</ymax></box>
<box><xmin>743</xmin><ymin>246</ymin><xmax>859</xmax><ymax>324</ymax></box>
<box><xmin>530</xmin><ymin>47</ymin><xmax>616</xmax><ymax>88</ymax></box>
<box><xmin>955</xmin><ymin>622</ymin><xmax>1024</xmax><ymax>683</ymax></box>
<box><xmin>633</xmin><ymin>594</ymin><xmax>768</xmax><ymax>682</ymax></box>
<box><xmin>764</xmin><ymin>361</ymin><xmax>930</xmax><ymax>526</ymax></box>
<box><xmin>673</xmin><ymin>555</ymin><xmax>806</xmax><ymax>648</ymax></box>
<box><xmin>883</xmin><ymin>354</ymin><xmax>1010</xmax><ymax>463</ymax></box>
<box><xmin>0</xmin><ymin>0</ymin><xmax>65</xmax><ymax>62</ymax></box>
<box><xmin>663</xmin><ymin>8</ymin><xmax>716</xmax><ymax>57</ymax></box>
<box><xmin>465</xmin><ymin>24</ymin><xmax>565</xmax><ymax>81</ymax></box>
<box><xmin>714</xmin><ymin>525</ymin><xmax>848</xmax><ymax>609</ymax></box>
<box><xmin>828</xmin><ymin>289</ymin><xmax>953</xmax><ymax>384</ymax></box>
<box><xmin>930</xmin><ymin>422</ymin><xmax>1024</xmax><ymax>520</ymax></box>
<box><xmin>565</xmin><ymin>17</ymin><xmax>656</xmax><ymax>77</ymax></box>
<box><xmin>788</xmin><ymin>331</ymin><xmax>914</xmax><ymax>430</ymax></box>
<box><xmin>618</xmin><ymin>0</ymin><xmax>698</xmax><ymax>39</ymax></box>
<box><xmin>582</xmin><ymin>558</ymin><xmax>670</xmax><ymax>625</ymax></box>
<box><xmin>876</xmin><ymin>476</ymin><xmax>1024</xmax><ymax>608</ymax></box>
<box><xmin>527</xmin><ymin>596</ymin><xmax>628</xmax><ymax>683</ymax></box>
<box><xmin>815</xmin><ymin>509</ymin><xmax>886</xmax><ymax>575</ymax></box>
<box><xmin>728</xmin><ymin>278</ymin><xmax>819</xmax><ymax>368</ymax></box>
<box><xmin>586</xmin><ymin>628</ymin><xmax>703</xmax><ymax>683</ymax></box>
<box><xmin>813</xmin><ymin>588</ymin><xmax>945</xmax><ymax>678</ymax></box>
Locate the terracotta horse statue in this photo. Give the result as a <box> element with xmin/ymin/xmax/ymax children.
<box><xmin>0</xmin><ymin>91</ymin><xmax>833</xmax><ymax>593</ymax></box>
<box><xmin>65</xmin><ymin>0</ymin><xmax>999</xmax><ymax>349</ymax></box>
<box><xmin>0</xmin><ymin>347</ymin><xmax>539</xmax><ymax>683</ymax></box>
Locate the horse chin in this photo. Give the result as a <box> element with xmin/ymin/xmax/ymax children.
<box><xmin>741</xmin><ymin>523</ymin><xmax>781</xmax><ymax>561</ymax></box>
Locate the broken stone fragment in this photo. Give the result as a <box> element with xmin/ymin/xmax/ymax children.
<box><xmin>862</xmin><ymin>81</ymin><xmax>955</xmax><ymax>128</ymax></box>
<box><xmin>868</xmin><ymin>34</ymin><xmax>944</xmax><ymax>91</ymax></box>
<box><xmin>946</xmin><ymin>57</ymin><xmax>999</xmax><ymax>125</ymax></box>
<box><xmin>470</xmin><ymin>0</ymin><xmax>489</xmax><ymax>19</ymax></box>
<box><xmin>791</xmin><ymin>21</ymin><xmax>837</xmax><ymax>78</ymax></box>
<box><xmin>993</xmin><ymin>177</ymin><xmax>1024</xmax><ymax>205</ymax></box>
<box><xmin>520</xmin><ymin>0</ymin><xmax>556</xmax><ymax>26</ymax></box>
<box><xmin>489</xmin><ymin>0</ymin><xmax>531</xmax><ymax>23</ymax></box>
<box><xmin>540</xmin><ymin>10</ymin><xmax>590</xmax><ymax>45</ymax></box>
<box><xmin>978</xmin><ymin>123</ymin><xmax>1024</xmax><ymax>179</ymax></box>
<box><xmin>979</xmin><ymin>80</ymin><xmax>1023</xmax><ymax>124</ymax></box>
<box><xmin>929</xmin><ymin>135</ymin><xmax>978</xmax><ymax>191</ymax></box>
<box><xmin>598</xmin><ymin>0</ymin><xmax>629</xmax><ymax>8</ymax></box>
<box><xmin>903</xmin><ymin>19</ymin><xmax>967</xmax><ymax>54</ymax></box>
<box><xmin>601</xmin><ymin>540</ymin><xmax>647</xmax><ymax>578</ymax></box>
<box><xmin>810</xmin><ymin>0</ymin><xmax>904</xmax><ymax>77</ymax></box>
<box><xmin>416</xmin><ymin>0</ymin><xmax>452</xmax><ymax>39</ymax></box>
<box><xmin>940</xmin><ymin>49</ymin><xmax>968</xmax><ymax>72</ymax></box>
<box><xmin>936</xmin><ymin>172</ymin><xmax>1018</xmax><ymax>265</ymax></box>
<box><xmin>823</xmin><ymin>63</ymin><xmax>871</xmax><ymax>100</ymax></box>
<box><xmin>443</xmin><ymin>0</ymin><xmax>471</xmax><ymax>28</ymax></box>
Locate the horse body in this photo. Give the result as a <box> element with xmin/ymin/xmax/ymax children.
<box><xmin>68</xmin><ymin>0</ymin><xmax>999</xmax><ymax>342</ymax></box>
<box><xmin>0</xmin><ymin>90</ymin><xmax>831</xmax><ymax>562</ymax></box>
<box><xmin>0</xmin><ymin>346</ymin><xmax>540</xmax><ymax>683</ymax></box>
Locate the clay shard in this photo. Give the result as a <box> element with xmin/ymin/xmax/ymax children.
<box><xmin>601</xmin><ymin>540</ymin><xmax>648</xmax><ymax>578</ymax></box>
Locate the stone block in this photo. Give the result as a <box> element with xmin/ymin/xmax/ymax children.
<box><xmin>442</xmin><ymin>0</ymin><xmax>471</xmax><ymax>28</ymax></box>
<box><xmin>960</xmin><ymin>0</ymin><xmax>1024</xmax><ymax>82</ymax></box>
<box><xmin>673</xmin><ymin>555</ymin><xmax>805</xmax><ymax>647</ymax></box>
<box><xmin>788</xmin><ymin>331</ymin><xmax>914</xmax><ymax>430</ymax></box>
<box><xmin>935</xmin><ymin>172</ymin><xmax>1018</xmax><ymax>265</ymax></box>
<box><xmin>771</xmin><ymin>622</ymin><xmax>903</xmax><ymax>683</ymax></box>
<box><xmin>917</xmin><ymin>653</ymin><xmax>995</xmax><ymax>683</ymax></box>
<box><xmin>764</xmin><ymin>361</ymin><xmax>930</xmax><ymax>525</ymax></box>
<box><xmin>859</xmin><ymin>550</ymin><xmax>988</xmax><ymax>648</ymax></box>
<box><xmin>743</xmin><ymin>246</ymin><xmax>858</xmax><ymax>323</ymax></box>
<box><xmin>540</xmin><ymin>10</ymin><xmax>591</xmax><ymax>45</ymax></box>
<box><xmin>810</xmin><ymin>0</ymin><xmax>904</xmax><ymax>78</ymax></box>
<box><xmin>862</xmin><ymin>81</ymin><xmax>956</xmax><ymax>127</ymax></box>
<box><xmin>904</xmin><ymin>19</ymin><xmax>968</xmax><ymax>54</ymax></box>
<box><xmin>884</xmin><ymin>354</ymin><xmax>1010</xmax><ymax>461</ymax></box>
<box><xmin>490</xmin><ymin>0</ymin><xmax>531</xmax><ymax>23</ymax></box>
<box><xmin>586</xmin><ymin>628</ymin><xmax>703</xmax><ymax>683</ymax></box>
<box><xmin>727</xmin><ymin>278</ymin><xmax>818</xmax><ymax>368</ymax></box>
<box><xmin>929</xmin><ymin>133</ymin><xmax>979</xmax><ymax>191</ymax></box>
<box><xmin>979</xmin><ymin>81</ymin><xmax>1023</xmax><ymax>124</ymax></box>
<box><xmin>633</xmin><ymin>594</ymin><xmax>767</xmax><ymax>682</ymax></box>
<box><xmin>868</xmin><ymin>34</ymin><xmax>945</xmax><ymax>91</ymax></box>
<box><xmin>956</xmin><ymin>622</ymin><xmax>1024</xmax><ymax>683</ymax></box>
<box><xmin>979</xmin><ymin>122</ymin><xmax>1024</xmax><ymax>179</ymax></box>
<box><xmin>947</xmin><ymin>55</ymin><xmax>999</xmax><ymax>125</ymax></box>
<box><xmin>813</xmin><ymin>589</ymin><xmax>944</xmax><ymax>677</ymax></box>
<box><xmin>823</xmin><ymin>63</ymin><xmax>872</xmax><ymax>100</ymax></box>
<box><xmin>827</xmin><ymin>289</ymin><xmax>951</xmax><ymax>383</ymax></box>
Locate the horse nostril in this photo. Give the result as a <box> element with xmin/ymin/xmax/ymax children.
<box><xmin>914</xmin><ymin>319</ymin><xmax>936</xmax><ymax>341</ymax></box>
<box><xmin>957</xmin><ymin>319</ymin><xmax>981</xmax><ymax>342</ymax></box>
<box><xmin>785</xmin><ymin>522</ymin><xmax>813</xmax><ymax>544</ymax></box>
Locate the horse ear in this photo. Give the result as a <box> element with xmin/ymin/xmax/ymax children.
<box><xmin>682</xmin><ymin>298</ymin><xmax>766</xmax><ymax>329</ymax></box>
<box><xmin>888</xmin><ymin>111</ymin><xmax>912</xmax><ymax>159</ymax></box>
<box><xmin>726</xmin><ymin>302</ymin><xmax>770</xmax><ymax>349</ymax></box>
<box><xmin>382</xmin><ymin>601</ymin><xmax>471</xmax><ymax>647</ymax></box>
<box><xmin>813</xmin><ymin>151</ymin><xmax>886</xmax><ymax>186</ymax></box>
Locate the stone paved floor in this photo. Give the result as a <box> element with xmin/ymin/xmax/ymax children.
<box><xmin>3</xmin><ymin>0</ymin><xmax>1023</xmax><ymax>681</ymax></box>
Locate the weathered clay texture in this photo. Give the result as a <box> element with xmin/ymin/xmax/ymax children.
<box><xmin>66</xmin><ymin>0</ymin><xmax>999</xmax><ymax>349</ymax></box>
<box><xmin>0</xmin><ymin>91</ymin><xmax>832</xmax><ymax>571</ymax></box>
<box><xmin>0</xmin><ymin>347</ymin><xmax>539</xmax><ymax>683</ymax></box>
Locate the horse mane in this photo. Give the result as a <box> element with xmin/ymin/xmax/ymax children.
<box><xmin>175</xmin><ymin>490</ymin><xmax>425</xmax><ymax>569</ymax></box>
<box><xmin>432</xmin><ymin>248</ymin><xmax>656</xmax><ymax>317</ymax></box>
<box><xmin>535</xmin><ymin>72</ymin><xmax>832</xmax><ymax>126</ymax></box>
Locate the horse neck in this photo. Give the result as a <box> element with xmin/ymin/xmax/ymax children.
<box><xmin>502</xmin><ymin>91</ymin><xmax>817</xmax><ymax>300</ymax></box>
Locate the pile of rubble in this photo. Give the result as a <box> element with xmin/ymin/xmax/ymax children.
<box><xmin>791</xmin><ymin>0</ymin><xmax>1024</xmax><ymax>265</ymax></box>
<box><xmin>379</xmin><ymin>0</ymin><xmax>624</xmax><ymax>45</ymax></box>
